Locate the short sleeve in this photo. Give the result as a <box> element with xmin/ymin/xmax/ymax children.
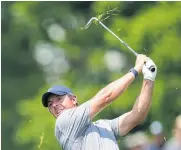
<box><xmin>104</xmin><ymin>117</ymin><xmax>121</xmax><ymax>140</ymax></box>
<box><xmin>55</xmin><ymin>101</ymin><xmax>91</xmax><ymax>141</ymax></box>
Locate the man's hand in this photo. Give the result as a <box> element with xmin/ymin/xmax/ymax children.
<box><xmin>142</xmin><ymin>58</ymin><xmax>157</xmax><ymax>81</ymax></box>
<box><xmin>134</xmin><ymin>54</ymin><xmax>148</xmax><ymax>74</ymax></box>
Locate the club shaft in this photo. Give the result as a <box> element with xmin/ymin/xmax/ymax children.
<box><xmin>97</xmin><ymin>20</ymin><xmax>138</xmax><ymax>57</ymax></box>
<box><xmin>85</xmin><ymin>17</ymin><xmax>138</xmax><ymax>57</ymax></box>
<box><xmin>84</xmin><ymin>17</ymin><xmax>155</xmax><ymax>72</ymax></box>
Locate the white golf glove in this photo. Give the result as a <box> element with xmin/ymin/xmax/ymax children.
<box><xmin>142</xmin><ymin>58</ymin><xmax>157</xmax><ymax>81</ymax></box>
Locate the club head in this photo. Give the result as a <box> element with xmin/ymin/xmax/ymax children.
<box><xmin>84</xmin><ymin>17</ymin><xmax>99</xmax><ymax>29</ymax></box>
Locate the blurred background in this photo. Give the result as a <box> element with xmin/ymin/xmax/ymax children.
<box><xmin>1</xmin><ymin>1</ymin><xmax>181</xmax><ymax>150</ymax></box>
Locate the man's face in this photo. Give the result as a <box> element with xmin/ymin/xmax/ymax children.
<box><xmin>47</xmin><ymin>94</ymin><xmax>77</xmax><ymax>118</ymax></box>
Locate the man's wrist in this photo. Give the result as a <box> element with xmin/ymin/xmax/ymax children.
<box><xmin>144</xmin><ymin>79</ymin><xmax>154</xmax><ymax>83</ymax></box>
<box><xmin>144</xmin><ymin>75</ymin><xmax>155</xmax><ymax>82</ymax></box>
<box><xmin>129</xmin><ymin>68</ymin><xmax>138</xmax><ymax>78</ymax></box>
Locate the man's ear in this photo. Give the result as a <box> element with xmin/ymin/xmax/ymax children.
<box><xmin>70</xmin><ymin>95</ymin><xmax>78</xmax><ymax>105</ymax></box>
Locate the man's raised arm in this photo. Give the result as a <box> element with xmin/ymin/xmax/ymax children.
<box><xmin>89</xmin><ymin>54</ymin><xmax>148</xmax><ymax>119</ymax></box>
<box><xmin>117</xmin><ymin>59</ymin><xmax>157</xmax><ymax>136</ymax></box>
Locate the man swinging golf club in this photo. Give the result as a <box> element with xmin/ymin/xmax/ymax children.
<box><xmin>41</xmin><ymin>54</ymin><xmax>157</xmax><ymax>150</ymax></box>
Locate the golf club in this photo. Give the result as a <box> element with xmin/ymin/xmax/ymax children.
<box><xmin>84</xmin><ymin>17</ymin><xmax>155</xmax><ymax>72</ymax></box>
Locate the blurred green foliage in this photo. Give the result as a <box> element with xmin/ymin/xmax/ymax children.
<box><xmin>1</xmin><ymin>1</ymin><xmax>181</xmax><ymax>150</ymax></box>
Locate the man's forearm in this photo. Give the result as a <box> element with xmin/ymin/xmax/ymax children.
<box><xmin>132</xmin><ymin>80</ymin><xmax>154</xmax><ymax>122</ymax></box>
<box><xmin>96</xmin><ymin>72</ymin><xmax>135</xmax><ymax>104</ymax></box>
<box><xmin>90</xmin><ymin>72</ymin><xmax>136</xmax><ymax>119</ymax></box>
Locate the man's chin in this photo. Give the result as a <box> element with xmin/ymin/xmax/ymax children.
<box><xmin>55</xmin><ymin>111</ymin><xmax>62</xmax><ymax>118</ymax></box>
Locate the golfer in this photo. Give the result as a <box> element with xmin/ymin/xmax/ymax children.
<box><xmin>42</xmin><ymin>54</ymin><xmax>157</xmax><ymax>150</ymax></box>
